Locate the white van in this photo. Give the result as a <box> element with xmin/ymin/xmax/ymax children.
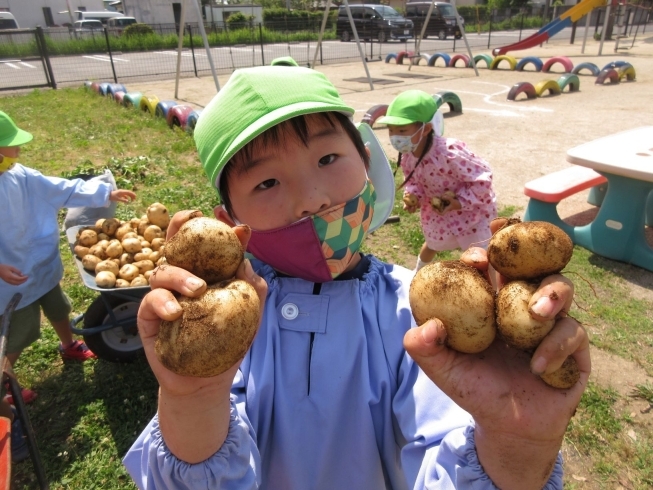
<box><xmin>75</xmin><ymin>11</ymin><xmax>123</xmax><ymax>25</ymax></box>
<box><xmin>0</xmin><ymin>12</ymin><xmax>19</xmax><ymax>29</ymax></box>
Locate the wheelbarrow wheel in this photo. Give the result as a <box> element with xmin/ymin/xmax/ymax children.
<box><xmin>83</xmin><ymin>295</ymin><xmax>143</xmax><ymax>363</ymax></box>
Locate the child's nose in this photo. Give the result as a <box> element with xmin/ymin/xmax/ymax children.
<box><xmin>295</xmin><ymin>184</ymin><xmax>331</xmax><ymax>219</ymax></box>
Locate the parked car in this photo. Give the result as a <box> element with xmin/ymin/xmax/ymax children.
<box><xmin>336</xmin><ymin>4</ymin><xmax>413</xmax><ymax>43</ymax></box>
<box><xmin>73</xmin><ymin>20</ymin><xmax>104</xmax><ymax>32</ymax></box>
<box><xmin>404</xmin><ymin>1</ymin><xmax>464</xmax><ymax>40</ymax></box>
<box><xmin>107</xmin><ymin>16</ymin><xmax>137</xmax><ymax>35</ymax></box>
<box><xmin>0</xmin><ymin>12</ymin><xmax>19</xmax><ymax>30</ymax></box>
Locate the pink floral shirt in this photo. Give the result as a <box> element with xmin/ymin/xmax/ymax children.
<box><xmin>400</xmin><ymin>137</ymin><xmax>497</xmax><ymax>249</ymax></box>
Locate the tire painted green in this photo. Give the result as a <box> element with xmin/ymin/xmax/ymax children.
<box><xmin>470</xmin><ymin>53</ymin><xmax>493</xmax><ymax>68</ymax></box>
<box><xmin>122</xmin><ymin>92</ymin><xmax>143</xmax><ymax>109</ymax></box>
<box><xmin>557</xmin><ymin>74</ymin><xmax>580</xmax><ymax>92</ymax></box>
<box><xmin>433</xmin><ymin>91</ymin><xmax>462</xmax><ymax>113</ymax></box>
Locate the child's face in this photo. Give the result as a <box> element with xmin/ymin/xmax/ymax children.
<box><xmin>225</xmin><ymin>114</ymin><xmax>368</xmax><ymax>231</ymax></box>
<box><xmin>387</xmin><ymin>123</ymin><xmax>424</xmax><ymax>141</ymax></box>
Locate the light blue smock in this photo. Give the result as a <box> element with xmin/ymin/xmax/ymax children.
<box><xmin>124</xmin><ymin>256</ymin><xmax>563</xmax><ymax>489</ymax></box>
<box><xmin>0</xmin><ymin>164</ymin><xmax>111</xmax><ymax>309</ymax></box>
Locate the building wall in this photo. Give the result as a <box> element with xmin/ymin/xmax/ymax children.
<box><xmin>121</xmin><ymin>0</ymin><xmax>201</xmax><ymax>25</ymax></box>
<box><xmin>204</xmin><ymin>5</ymin><xmax>263</xmax><ymax>24</ymax></box>
<box><xmin>0</xmin><ymin>0</ymin><xmax>105</xmax><ymax>27</ymax></box>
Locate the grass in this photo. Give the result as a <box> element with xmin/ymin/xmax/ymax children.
<box><xmin>1</xmin><ymin>87</ymin><xmax>652</xmax><ymax>489</ymax></box>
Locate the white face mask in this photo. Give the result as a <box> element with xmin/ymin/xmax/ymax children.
<box><xmin>389</xmin><ymin>124</ymin><xmax>424</xmax><ymax>154</ymax></box>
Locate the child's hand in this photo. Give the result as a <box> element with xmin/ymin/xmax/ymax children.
<box><xmin>403</xmin><ymin>220</ymin><xmax>590</xmax><ymax>489</ymax></box>
<box><xmin>402</xmin><ymin>193</ymin><xmax>419</xmax><ymax>213</ymax></box>
<box><xmin>109</xmin><ymin>189</ymin><xmax>136</xmax><ymax>203</ymax></box>
<box><xmin>0</xmin><ymin>264</ymin><xmax>28</xmax><ymax>285</ymax></box>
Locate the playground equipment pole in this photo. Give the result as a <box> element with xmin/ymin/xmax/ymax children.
<box><xmin>452</xmin><ymin>0</ymin><xmax>479</xmax><ymax>76</ymax></box>
<box><xmin>409</xmin><ymin>0</ymin><xmax>437</xmax><ymax>71</ymax></box>
<box><xmin>581</xmin><ymin>9</ymin><xmax>591</xmax><ymax>53</ymax></box>
<box><xmin>174</xmin><ymin>0</ymin><xmax>187</xmax><ymax>99</ymax></box>
<box><xmin>614</xmin><ymin>0</ymin><xmax>624</xmax><ymax>52</ymax></box>
<box><xmin>598</xmin><ymin>4</ymin><xmax>611</xmax><ymax>55</ymax></box>
<box><xmin>343</xmin><ymin>0</ymin><xmax>374</xmax><ymax>90</ymax></box>
<box><xmin>312</xmin><ymin>0</ymin><xmax>331</xmax><ymax>69</ymax></box>
<box><xmin>192</xmin><ymin>0</ymin><xmax>221</xmax><ymax>92</ymax></box>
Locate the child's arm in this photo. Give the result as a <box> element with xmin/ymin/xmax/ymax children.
<box><xmin>0</xmin><ymin>264</ymin><xmax>28</xmax><ymax>285</ymax></box>
<box><xmin>109</xmin><ymin>189</ymin><xmax>136</xmax><ymax>203</ymax></box>
<box><xmin>136</xmin><ymin>211</ymin><xmax>268</xmax><ymax>464</ymax></box>
<box><xmin>403</xmin><ymin>221</ymin><xmax>589</xmax><ymax>490</ymax></box>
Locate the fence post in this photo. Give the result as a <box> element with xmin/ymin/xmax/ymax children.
<box><xmin>519</xmin><ymin>11</ymin><xmax>524</xmax><ymax>41</ymax></box>
<box><xmin>103</xmin><ymin>27</ymin><xmax>118</xmax><ymax>83</ymax></box>
<box><xmin>35</xmin><ymin>26</ymin><xmax>56</xmax><ymax>89</ymax></box>
<box><xmin>188</xmin><ymin>24</ymin><xmax>198</xmax><ymax>77</ymax></box>
<box><xmin>487</xmin><ymin>10</ymin><xmax>493</xmax><ymax>49</ymax></box>
<box><xmin>259</xmin><ymin>23</ymin><xmax>265</xmax><ymax>65</ymax></box>
<box><xmin>595</xmin><ymin>9</ymin><xmax>602</xmax><ymax>36</ymax></box>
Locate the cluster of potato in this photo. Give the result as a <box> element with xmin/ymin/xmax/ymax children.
<box><xmin>410</xmin><ymin>220</ymin><xmax>579</xmax><ymax>389</ymax></box>
<box><xmin>73</xmin><ymin>202</ymin><xmax>170</xmax><ymax>289</ymax></box>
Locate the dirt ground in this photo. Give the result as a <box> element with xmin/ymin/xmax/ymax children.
<box><xmin>127</xmin><ymin>33</ymin><xmax>653</xmax><ymax>486</ymax></box>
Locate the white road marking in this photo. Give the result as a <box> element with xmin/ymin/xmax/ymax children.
<box><xmin>19</xmin><ymin>62</ymin><xmax>35</xmax><ymax>68</ymax></box>
<box><xmin>4</xmin><ymin>63</ymin><xmax>19</xmax><ymax>69</ymax></box>
<box><xmin>83</xmin><ymin>55</ymin><xmax>111</xmax><ymax>62</ymax></box>
<box><xmin>464</xmin><ymin>107</ymin><xmax>522</xmax><ymax>117</ymax></box>
<box><xmin>91</xmin><ymin>54</ymin><xmax>129</xmax><ymax>62</ymax></box>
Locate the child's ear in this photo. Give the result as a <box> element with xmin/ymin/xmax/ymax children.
<box><xmin>424</xmin><ymin>122</ymin><xmax>433</xmax><ymax>134</ymax></box>
<box><xmin>214</xmin><ymin>205</ymin><xmax>236</xmax><ymax>227</ymax></box>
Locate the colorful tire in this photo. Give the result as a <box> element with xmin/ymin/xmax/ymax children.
<box><xmin>448</xmin><ymin>54</ymin><xmax>470</xmax><ymax>68</ymax></box>
<box><xmin>107</xmin><ymin>83</ymin><xmax>127</xmax><ymax>99</ymax></box>
<box><xmin>617</xmin><ymin>64</ymin><xmax>636</xmax><ymax>81</ymax></box>
<box><xmin>385</xmin><ymin>53</ymin><xmax>397</xmax><ymax>63</ymax></box>
<box><xmin>84</xmin><ymin>81</ymin><xmax>93</xmax><ymax>90</ymax></box>
<box><xmin>515</xmin><ymin>56</ymin><xmax>543</xmax><ymax>72</ymax></box>
<box><xmin>361</xmin><ymin>104</ymin><xmax>389</xmax><ymax>127</ymax></box>
<box><xmin>534</xmin><ymin>80</ymin><xmax>562</xmax><ymax>97</ymax></box>
<box><xmin>412</xmin><ymin>53</ymin><xmax>430</xmax><ymax>65</ymax></box>
<box><xmin>489</xmin><ymin>55</ymin><xmax>517</xmax><ymax>70</ymax></box>
<box><xmin>506</xmin><ymin>82</ymin><xmax>537</xmax><ymax>101</ymax></box>
<box><xmin>166</xmin><ymin>105</ymin><xmax>195</xmax><ymax>129</ymax></box>
<box><xmin>557</xmin><ymin>74</ymin><xmax>580</xmax><ymax>92</ymax></box>
<box><xmin>113</xmin><ymin>91</ymin><xmax>126</xmax><ymax>105</ymax></box>
<box><xmin>601</xmin><ymin>60</ymin><xmax>628</xmax><ymax>71</ymax></box>
<box><xmin>155</xmin><ymin>101</ymin><xmax>178</xmax><ymax>119</ymax></box>
<box><xmin>571</xmin><ymin>62</ymin><xmax>600</xmax><ymax>76</ymax></box>
<box><xmin>471</xmin><ymin>53</ymin><xmax>493</xmax><ymax>68</ymax></box>
<box><xmin>427</xmin><ymin>52</ymin><xmax>451</xmax><ymax>67</ymax></box>
<box><xmin>433</xmin><ymin>91</ymin><xmax>462</xmax><ymax>113</ymax></box>
<box><xmin>90</xmin><ymin>82</ymin><xmax>101</xmax><ymax>93</ymax></box>
<box><xmin>123</xmin><ymin>92</ymin><xmax>143</xmax><ymax>109</ymax></box>
<box><xmin>396</xmin><ymin>51</ymin><xmax>415</xmax><ymax>64</ymax></box>
<box><xmin>542</xmin><ymin>56</ymin><xmax>574</xmax><ymax>73</ymax></box>
<box><xmin>186</xmin><ymin>110</ymin><xmax>202</xmax><ymax>134</ymax></box>
<box><xmin>595</xmin><ymin>69</ymin><xmax>620</xmax><ymax>85</ymax></box>
<box><xmin>139</xmin><ymin>95</ymin><xmax>160</xmax><ymax>115</ymax></box>
<box><xmin>98</xmin><ymin>83</ymin><xmax>112</xmax><ymax>96</ymax></box>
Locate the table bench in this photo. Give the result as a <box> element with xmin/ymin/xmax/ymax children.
<box><xmin>523</xmin><ymin>166</ymin><xmax>607</xmax><ymax>236</ymax></box>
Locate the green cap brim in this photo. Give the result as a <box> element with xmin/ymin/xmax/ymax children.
<box><xmin>376</xmin><ymin>115</ymin><xmax>415</xmax><ymax>126</ymax></box>
<box><xmin>0</xmin><ymin>127</ymin><xmax>33</xmax><ymax>147</ymax></box>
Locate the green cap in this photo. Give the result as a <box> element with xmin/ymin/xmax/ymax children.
<box><xmin>194</xmin><ymin>66</ymin><xmax>354</xmax><ymax>189</ymax></box>
<box><xmin>270</xmin><ymin>56</ymin><xmax>299</xmax><ymax>67</ymax></box>
<box><xmin>377</xmin><ymin>90</ymin><xmax>437</xmax><ymax>126</ymax></box>
<box><xmin>0</xmin><ymin>111</ymin><xmax>33</xmax><ymax>148</ymax></box>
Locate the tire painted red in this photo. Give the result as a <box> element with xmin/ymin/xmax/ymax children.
<box><xmin>542</xmin><ymin>56</ymin><xmax>574</xmax><ymax>73</ymax></box>
<box><xmin>507</xmin><ymin>82</ymin><xmax>537</xmax><ymax>101</ymax></box>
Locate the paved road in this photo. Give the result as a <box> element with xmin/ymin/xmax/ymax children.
<box><xmin>0</xmin><ymin>26</ymin><xmax>619</xmax><ymax>90</ymax></box>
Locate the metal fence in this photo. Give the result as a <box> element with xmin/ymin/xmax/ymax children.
<box><xmin>1</xmin><ymin>7</ymin><xmax>651</xmax><ymax>92</ymax></box>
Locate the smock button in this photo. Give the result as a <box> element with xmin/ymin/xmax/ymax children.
<box><xmin>281</xmin><ymin>303</ymin><xmax>299</xmax><ymax>320</ymax></box>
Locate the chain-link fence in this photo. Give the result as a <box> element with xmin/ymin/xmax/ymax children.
<box><xmin>1</xmin><ymin>7</ymin><xmax>651</xmax><ymax>91</ymax></box>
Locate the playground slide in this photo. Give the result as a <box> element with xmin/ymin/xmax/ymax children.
<box><xmin>493</xmin><ymin>0</ymin><xmax>606</xmax><ymax>56</ymax></box>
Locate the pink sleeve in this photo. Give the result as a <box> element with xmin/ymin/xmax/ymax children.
<box><xmin>445</xmin><ymin>140</ymin><xmax>495</xmax><ymax>212</ymax></box>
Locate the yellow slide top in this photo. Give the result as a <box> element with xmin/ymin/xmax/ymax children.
<box><xmin>560</xmin><ymin>0</ymin><xmax>608</xmax><ymax>23</ymax></box>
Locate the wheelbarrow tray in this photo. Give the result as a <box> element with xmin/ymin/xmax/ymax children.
<box><xmin>66</xmin><ymin>225</ymin><xmax>150</xmax><ymax>294</ymax></box>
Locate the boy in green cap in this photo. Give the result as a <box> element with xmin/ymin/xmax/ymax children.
<box><xmin>0</xmin><ymin>111</ymin><xmax>136</xmax><ymax>404</ymax></box>
<box><xmin>125</xmin><ymin>66</ymin><xmax>589</xmax><ymax>490</ymax></box>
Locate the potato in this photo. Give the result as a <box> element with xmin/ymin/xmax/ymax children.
<box><xmin>133</xmin><ymin>259</ymin><xmax>155</xmax><ymax>275</ymax></box>
<box><xmin>155</xmin><ymin>280</ymin><xmax>261</xmax><ymax>377</ymax></box>
<box><xmin>120</xmin><ymin>252</ymin><xmax>134</xmax><ymax>267</ymax></box>
<box><xmin>95</xmin><ymin>218</ymin><xmax>106</xmax><ymax>230</ymax></box>
<box><xmin>97</xmin><ymin>232</ymin><xmax>110</xmax><ymax>241</ymax></box>
<box><xmin>78</xmin><ymin>229</ymin><xmax>98</xmax><ymax>247</ymax></box>
<box><xmin>149</xmin><ymin>250</ymin><xmax>162</xmax><ymax>263</ymax></box>
<box><xmin>105</xmin><ymin>240</ymin><xmax>123</xmax><ymax>259</ymax></box>
<box><xmin>115</xmin><ymin>278</ymin><xmax>131</xmax><ymax>288</ymax></box>
<box><xmin>82</xmin><ymin>254</ymin><xmax>102</xmax><ymax>271</ymax></box>
<box><xmin>137</xmin><ymin>219</ymin><xmax>151</xmax><ymax>237</ymax></box>
<box><xmin>496</xmin><ymin>281</ymin><xmax>555</xmax><ymax>351</ymax></box>
<box><xmin>89</xmin><ymin>244</ymin><xmax>108</xmax><ymax>261</ymax></box>
<box><xmin>147</xmin><ymin>202</ymin><xmax>170</xmax><ymax>229</ymax></box>
<box><xmin>144</xmin><ymin>270</ymin><xmax>154</xmax><ymax>281</ymax></box>
<box><xmin>95</xmin><ymin>259</ymin><xmax>119</xmax><ymax>276</ymax></box>
<box><xmin>140</xmin><ymin>240</ymin><xmax>151</xmax><ymax>249</ymax></box>
<box><xmin>122</xmin><ymin>237</ymin><xmax>142</xmax><ymax>254</ymax></box>
<box><xmin>131</xmin><ymin>275</ymin><xmax>149</xmax><ymax>287</ymax></box>
<box><xmin>487</xmin><ymin>221</ymin><xmax>573</xmax><ymax>280</ymax></box>
<box><xmin>122</xmin><ymin>231</ymin><xmax>138</xmax><ymax>240</ymax></box>
<box><xmin>164</xmin><ymin>217</ymin><xmax>244</xmax><ymax>284</ymax></box>
<box><xmin>101</xmin><ymin>217</ymin><xmax>120</xmax><ymax>236</ymax></box>
<box><xmin>409</xmin><ymin>261</ymin><xmax>496</xmax><ymax>354</ymax></box>
<box><xmin>74</xmin><ymin>245</ymin><xmax>90</xmax><ymax>259</ymax></box>
<box><xmin>115</xmin><ymin>223</ymin><xmax>134</xmax><ymax>241</ymax></box>
<box><xmin>144</xmin><ymin>225</ymin><xmax>165</xmax><ymax>243</ymax></box>
<box><xmin>540</xmin><ymin>357</ymin><xmax>580</xmax><ymax>389</ymax></box>
<box><xmin>119</xmin><ymin>263</ymin><xmax>140</xmax><ymax>282</ymax></box>
<box><xmin>134</xmin><ymin>249</ymin><xmax>152</xmax><ymax>262</ymax></box>
<box><xmin>96</xmin><ymin>271</ymin><xmax>117</xmax><ymax>288</ymax></box>
<box><xmin>150</xmin><ymin>238</ymin><xmax>166</xmax><ymax>251</ymax></box>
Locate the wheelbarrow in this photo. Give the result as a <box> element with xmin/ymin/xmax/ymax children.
<box><xmin>65</xmin><ymin>226</ymin><xmax>147</xmax><ymax>363</ymax></box>
<box><xmin>0</xmin><ymin>293</ymin><xmax>48</xmax><ymax>489</ymax></box>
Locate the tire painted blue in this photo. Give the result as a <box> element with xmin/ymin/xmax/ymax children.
<box><xmin>186</xmin><ymin>110</ymin><xmax>202</xmax><ymax>134</ymax></box>
<box><xmin>107</xmin><ymin>84</ymin><xmax>127</xmax><ymax>97</ymax></box>
<box><xmin>155</xmin><ymin>101</ymin><xmax>178</xmax><ymax>119</ymax></box>
<box><xmin>385</xmin><ymin>53</ymin><xmax>397</xmax><ymax>63</ymax></box>
<box><xmin>571</xmin><ymin>62</ymin><xmax>600</xmax><ymax>76</ymax></box>
<box><xmin>427</xmin><ymin>52</ymin><xmax>451</xmax><ymax>67</ymax></box>
<box><xmin>515</xmin><ymin>56</ymin><xmax>543</xmax><ymax>72</ymax></box>
<box><xmin>98</xmin><ymin>83</ymin><xmax>111</xmax><ymax>96</ymax></box>
<box><xmin>601</xmin><ymin>60</ymin><xmax>628</xmax><ymax>71</ymax></box>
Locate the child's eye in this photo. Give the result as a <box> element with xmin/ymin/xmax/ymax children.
<box><xmin>256</xmin><ymin>179</ymin><xmax>278</xmax><ymax>190</ymax></box>
<box><xmin>318</xmin><ymin>154</ymin><xmax>336</xmax><ymax>166</ymax></box>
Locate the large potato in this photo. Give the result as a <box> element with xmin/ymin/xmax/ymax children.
<box><xmin>496</xmin><ymin>281</ymin><xmax>555</xmax><ymax>350</ymax></box>
<box><xmin>409</xmin><ymin>261</ymin><xmax>496</xmax><ymax>354</ymax></box>
<box><xmin>78</xmin><ymin>229</ymin><xmax>98</xmax><ymax>247</ymax></box>
<box><xmin>115</xmin><ymin>223</ymin><xmax>134</xmax><ymax>241</ymax></box>
<box><xmin>102</xmin><ymin>218</ymin><xmax>121</xmax><ymax>237</ymax></box>
<box><xmin>122</xmin><ymin>237</ymin><xmax>142</xmax><ymax>254</ymax></box>
<box><xmin>82</xmin><ymin>254</ymin><xmax>102</xmax><ymax>272</ymax></box>
<box><xmin>74</xmin><ymin>245</ymin><xmax>90</xmax><ymax>259</ymax></box>
<box><xmin>144</xmin><ymin>225</ymin><xmax>165</xmax><ymax>243</ymax></box>
<box><xmin>487</xmin><ymin>221</ymin><xmax>573</xmax><ymax>280</ymax></box>
<box><xmin>96</xmin><ymin>271</ymin><xmax>117</xmax><ymax>288</ymax></box>
<box><xmin>119</xmin><ymin>263</ymin><xmax>140</xmax><ymax>282</ymax></box>
<box><xmin>155</xmin><ymin>280</ymin><xmax>261</xmax><ymax>377</ymax></box>
<box><xmin>164</xmin><ymin>217</ymin><xmax>243</xmax><ymax>284</ymax></box>
<box><xmin>146</xmin><ymin>202</ymin><xmax>170</xmax><ymax>229</ymax></box>
<box><xmin>95</xmin><ymin>259</ymin><xmax>120</xmax><ymax>276</ymax></box>
<box><xmin>105</xmin><ymin>240</ymin><xmax>123</xmax><ymax>259</ymax></box>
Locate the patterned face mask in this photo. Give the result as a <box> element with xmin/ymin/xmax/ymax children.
<box><xmin>246</xmin><ymin>180</ymin><xmax>376</xmax><ymax>283</ymax></box>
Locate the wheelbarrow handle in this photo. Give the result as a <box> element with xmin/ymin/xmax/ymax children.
<box><xmin>0</xmin><ymin>293</ymin><xmax>22</xmax><ymax>374</ymax></box>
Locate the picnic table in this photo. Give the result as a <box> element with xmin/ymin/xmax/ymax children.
<box><xmin>565</xmin><ymin>126</ymin><xmax>653</xmax><ymax>272</ymax></box>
